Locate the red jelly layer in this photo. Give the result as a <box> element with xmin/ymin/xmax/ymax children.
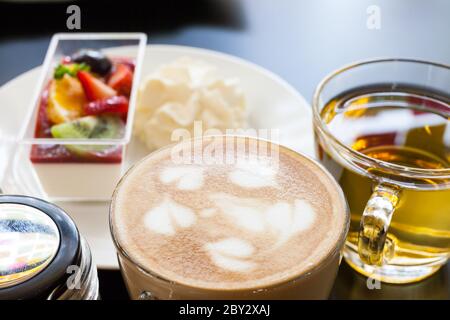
<box><xmin>30</xmin><ymin>144</ymin><xmax>123</xmax><ymax>163</ymax></box>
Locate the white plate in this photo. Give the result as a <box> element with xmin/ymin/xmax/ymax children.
<box><xmin>0</xmin><ymin>45</ymin><xmax>313</xmax><ymax>269</ymax></box>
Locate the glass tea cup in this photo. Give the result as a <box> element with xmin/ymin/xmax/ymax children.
<box><xmin>313</xmin><ymin>58</ymin><xmax>450</xmax><ymax>283</ymax></box>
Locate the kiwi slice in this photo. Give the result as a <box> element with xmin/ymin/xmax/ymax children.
<box><xmin>50</xmin><ymin>115</ymin><xmax>125</xmax><ymax>156</ymax></box>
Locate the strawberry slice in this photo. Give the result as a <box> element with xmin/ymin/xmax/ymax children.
<box><xmin>107</xmin><ymin>64</ymin><xmax>133</xmax><ymax>96</ymax></box>
<box><xmin>84</xmin><ymin>95</ymin><xmax>129</xmax><ymax>116</ymax></box>
<box><xmin>34</xmin><ymin>85</ymin><xmax>52</xmax><ymax>137</ymax></box>
<box><xmin>61</xmin><ymin>56</ymin><xmax>72</xmax><ymax>65</ymax></box>
<box><xmin>112</xmin><ymin>58</ymin><xmax>135</xmax><ymax>71</ymax></box>
<box><xmin>77</xmin><ymin>70</ymin><xmax>116</xmax><ymax>101</ymax></box>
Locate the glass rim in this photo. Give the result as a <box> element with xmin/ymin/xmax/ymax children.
<box><xmin>109</xmin><ymin>134</ymin><xmax>350</xmax><ymax>292</ymax></box>
<box><xmin>312</xmin><ymin>57</ymin><xmax>450</xmax><ymax>178</ymax></box>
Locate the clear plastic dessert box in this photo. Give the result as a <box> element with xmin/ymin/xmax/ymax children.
<box><xmin>7</xmin><ymin>33</ymin><xmax>147</xmax><ymax>201</ymax></box>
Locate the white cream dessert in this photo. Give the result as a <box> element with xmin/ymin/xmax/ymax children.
<box><xmin>134</xmin><ymin>57</ymin><xmax>247</xmax><ymax>150</ymax></box>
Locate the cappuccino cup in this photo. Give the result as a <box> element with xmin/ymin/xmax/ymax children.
<box><xmin>110</xmin><ymin>135</ymin><xmax>349</xmax><ymax>299</ymax></box>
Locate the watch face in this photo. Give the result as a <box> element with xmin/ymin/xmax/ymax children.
<box><xmin>0</xmin><ymin>203</ymin><xmax>60</xmax><ymax>289</ymax></box>
<box><xmin>0</xmin><ymin>195</ymin><xmax>80</xmax><ymax>299</ymax></box>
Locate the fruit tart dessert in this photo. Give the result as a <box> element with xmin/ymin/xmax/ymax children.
<box><xmin>30</xmin><ymin>49</ymin><xmax>136</xmax><ymax>199</ymax></box>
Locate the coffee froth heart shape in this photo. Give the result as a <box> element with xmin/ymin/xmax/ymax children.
<box><xmin>159</xmin><ymin>166</ymin><xmax>205</xmax><ymax>191</ymax></box>
<box><xmin>205</xmin><ymin>238</ymin><xmax>256</xmax><ymax>272</ymax></box>
<box><xmin>210</xmin><ymin>193</ymin><xmax>316</xmax><ymax>246</ymax></box>
<box><xmin>144</xmin><ymin>196</ymin><xmax>197</xmax><ymax>236</ymax></box>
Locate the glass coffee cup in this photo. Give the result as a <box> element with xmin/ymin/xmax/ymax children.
<box><xmin>110</xmin><ymin>135</ymin><xmax>349</xmax><ymax>299</ymax></box>
<box><xmin>313</xmin><ymin>58</ymin><xmax>450</xmax><ymax>284</ymax></box>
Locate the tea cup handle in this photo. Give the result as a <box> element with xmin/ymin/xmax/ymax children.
<box><xmin>358</xmin><ymin>184</ymin><xmax>400</xmax><ymax>265</ymax></box>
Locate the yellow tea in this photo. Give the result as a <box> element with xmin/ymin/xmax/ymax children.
<box><xmin>316</xmin><ymin>85</ymin><xmax>450</xmax><ymax>283</ymax></box>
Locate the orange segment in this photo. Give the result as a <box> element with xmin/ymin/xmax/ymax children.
<box><xmin>47</xmin><ymin>74</ymin><xmax>86</xmax><ymax>124</ymax></box>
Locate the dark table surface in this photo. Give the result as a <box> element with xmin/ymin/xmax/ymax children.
<box><xmin>1</xmin><ymin>0</ymin><xmax>449</xmax><ymax>300</ymax></box>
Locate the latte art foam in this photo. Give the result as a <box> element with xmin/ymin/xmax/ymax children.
<box><xmin>112</xmin><ymin>136</ymin><xmax>347</xmax><ymax>290</ymax></box>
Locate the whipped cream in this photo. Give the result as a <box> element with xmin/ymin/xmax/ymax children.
<box><xmin>134</xmin><ymin>57</ymin><xmax>247</xmax><ymax>150</ymax></box>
